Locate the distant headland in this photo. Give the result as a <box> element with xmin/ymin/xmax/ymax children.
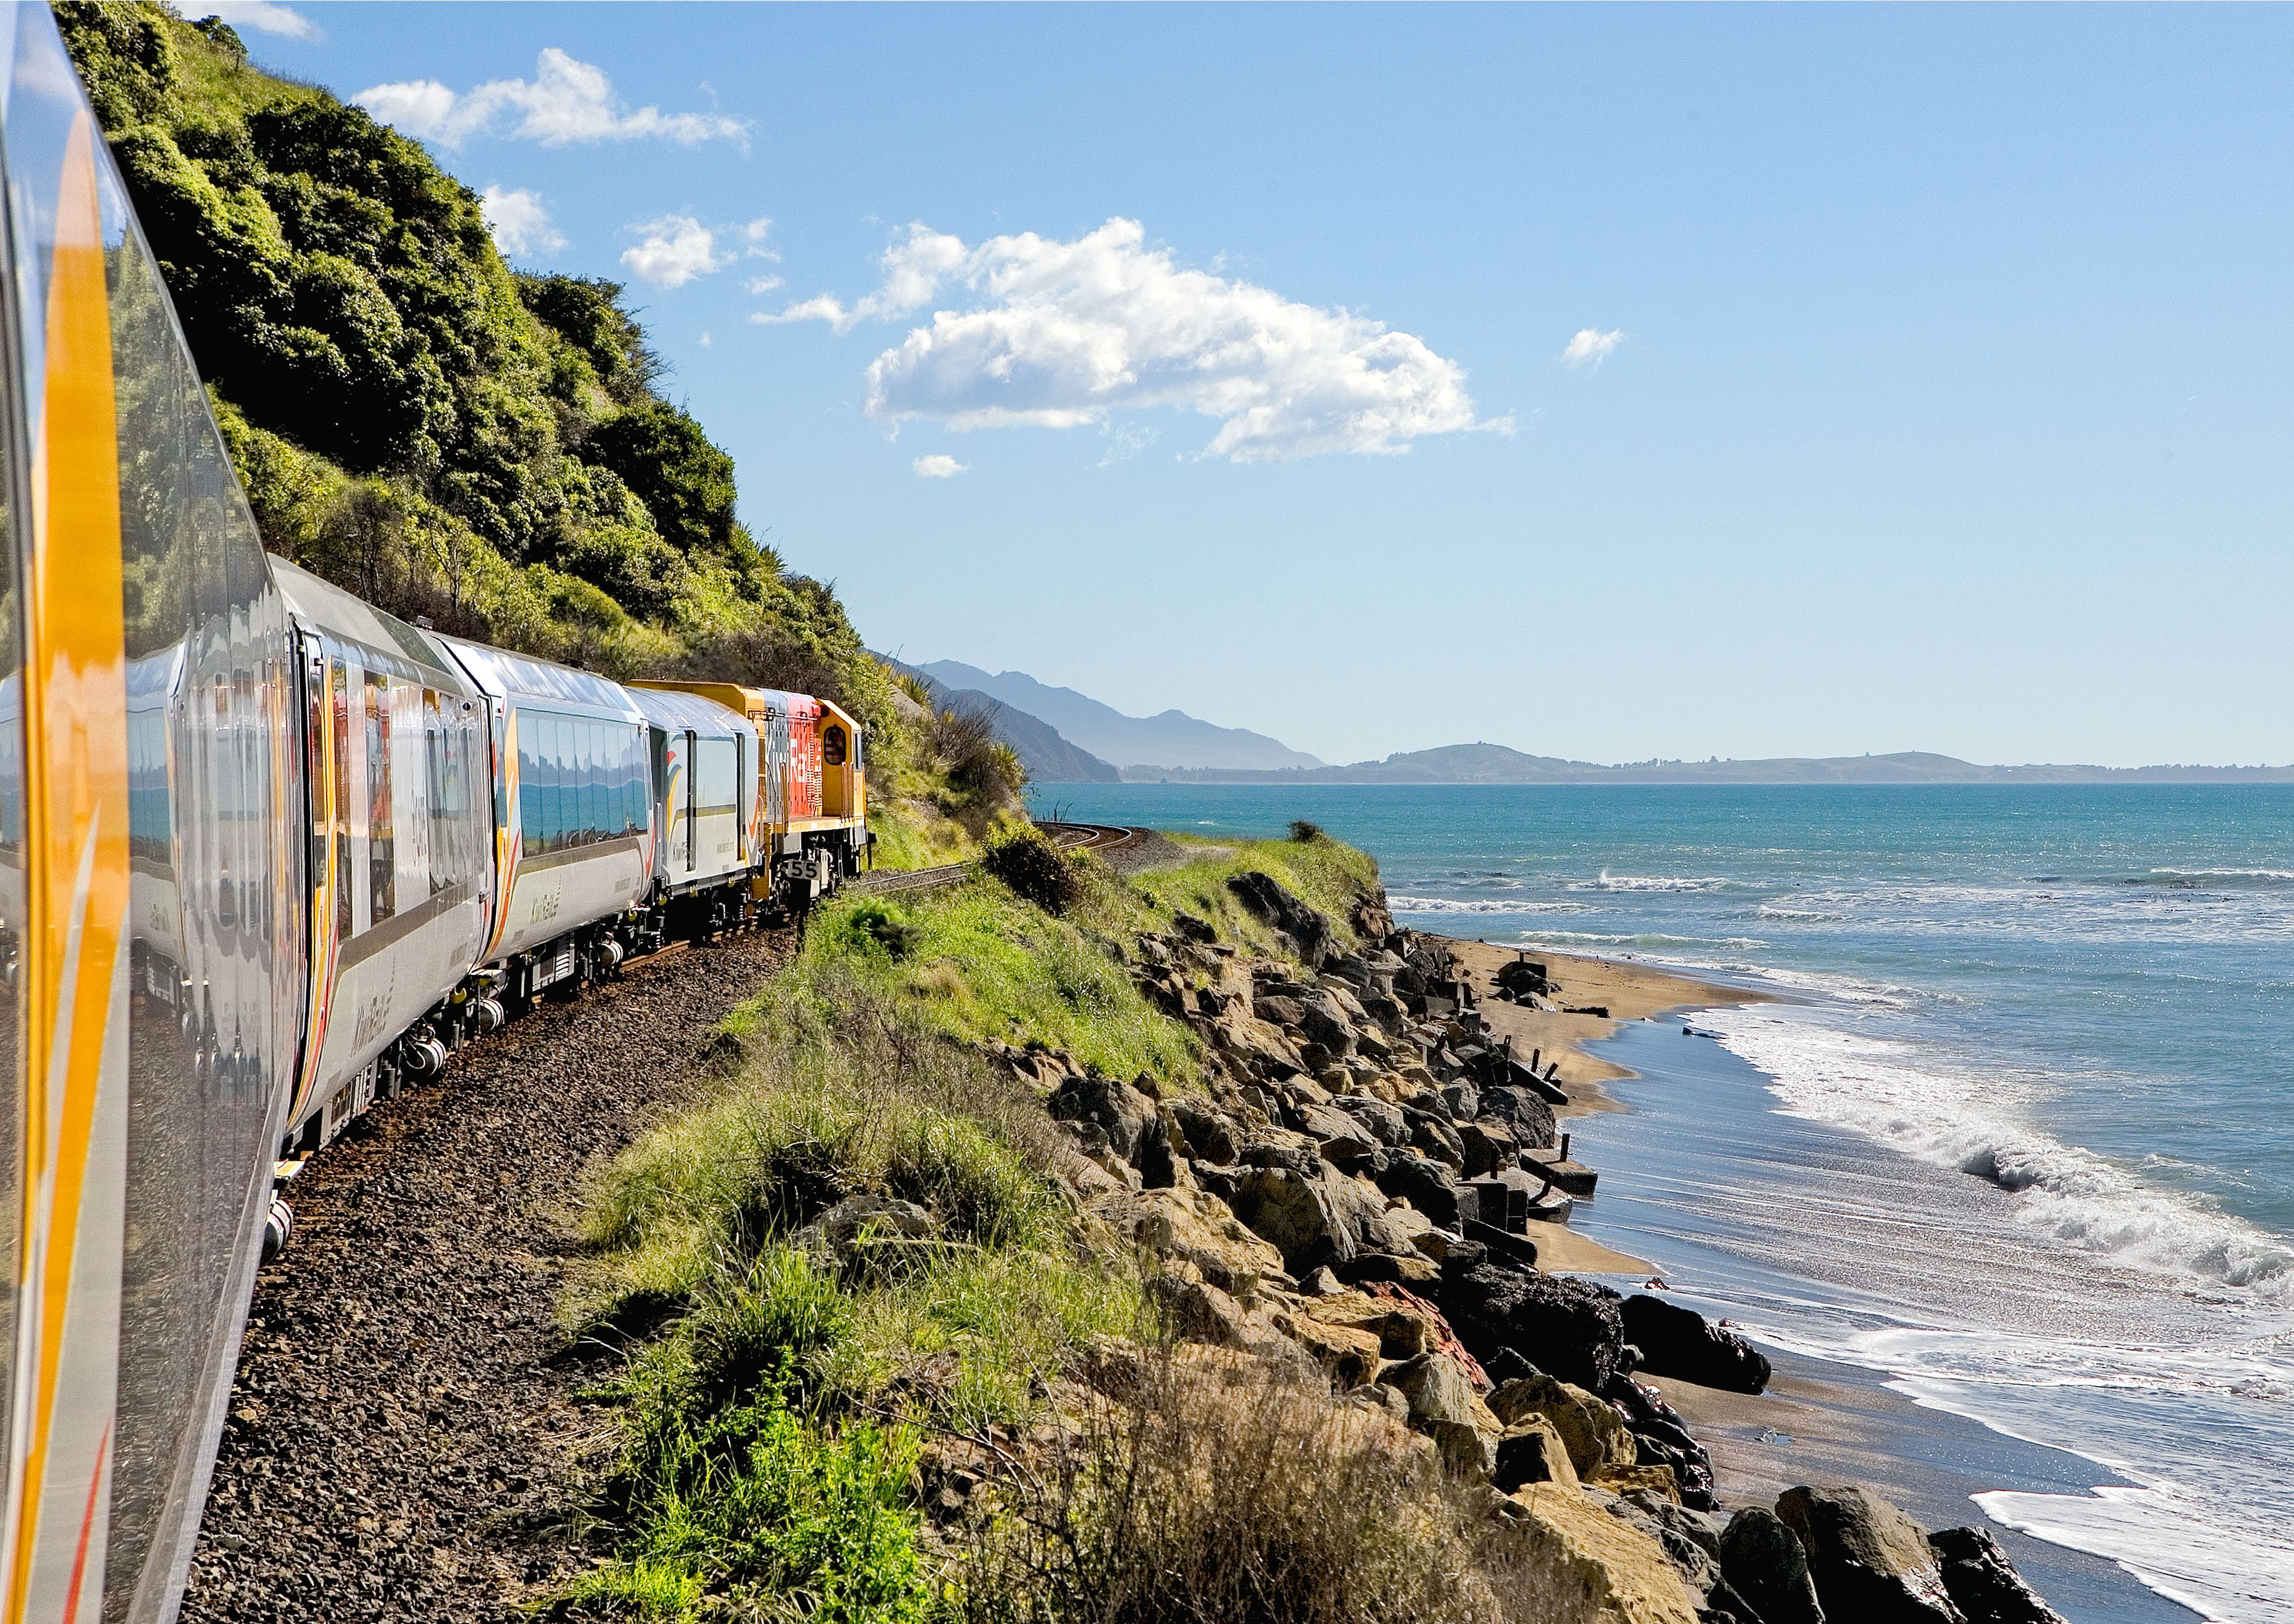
<box><xmin>1116</xmin><ymin>746</ymin><xmax>2294</xmax><ymax>785</ymax></box>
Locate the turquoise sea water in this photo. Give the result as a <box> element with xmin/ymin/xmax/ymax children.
<box><xmin>1031</xmin><ymin>783</ymin><xmax>2294</xmax><ymax>1623</ymax></box>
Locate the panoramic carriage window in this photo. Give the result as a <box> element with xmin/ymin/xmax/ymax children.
<box><xmin>366</xmin><ymin>670</ymin><xmax>394</xmax><ymax>923</ymax></box>
<box><xmin>426</xmin><ymin>688</ymin><xmax>464</xmax><ymax>894</ymax></box>
<box><xmin>581</xmin><ymin>719</ymin><xmax>604</xmax><ymax>845</ymax></box>
<box><xmin>332</xmin><ymin>660</ymin><xmax>353</xmax><ymax>939</ymax></box>
<box><xmin>517</xmin><ymin>711</ymin><xmax>543</xmax><ymax>857</ymax></box>
<box><xmin>517</xmin><ymin>712</ymin><xmax>647</xmax><ymax>857</ymax></box>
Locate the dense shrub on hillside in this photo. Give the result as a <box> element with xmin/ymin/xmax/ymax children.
<box><xmin>982</xmin><ymin>827</ymin><xmax>1080</xmax><ymax>914</ymax></box>
<box><xmin>54</xmin><ymin>0</ymin><xmax>873</xmax><ymax>715</ymax></box>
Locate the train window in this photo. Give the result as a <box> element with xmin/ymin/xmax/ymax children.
<box><xmin>332</xmin><ymin>660</ymin><xmax>353</xmax><ymax>941</ymax></box>
<box><xmin>426</xmin><ymin>689</ymin><xmax>458</xmax><ymax>894</ymax></box>
<box><xmin>596</xmin><ymin>725</ymin><xmax>614</xmax><ymax>848</ymax></box>
<box><xmin>622</xmin><ymin>728</ymin><xmax>643</xmax><ymax>836</ymax></box>
<box><xmin>543</xmin><ymin>713</ymin><xmax>564</xmax><ymax>852</ymax></box>
<box><xmin>823</xmin><ymin>724</ymin><xmax>847</xmax><ymax>766</ymax></box>
<box><xmin>518</xmin><ymin>711</ymin><xmax>545</xmax><ymax>856</ymax></box>
<box><xmin>366</xmin><ymin>671</ymin><xmax>394</xmax><ymax>923</ymax></box>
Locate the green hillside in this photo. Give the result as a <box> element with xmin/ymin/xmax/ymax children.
<box><xmin>56</xmin><ymin>1</ymin><xmax>893</xmax><ymax>746</ymax></box>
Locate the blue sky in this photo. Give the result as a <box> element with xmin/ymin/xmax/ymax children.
<box><xmin>214</xmin><ymin>2</ymin><xmax>2293</xmax><ymax>767</ymax></box>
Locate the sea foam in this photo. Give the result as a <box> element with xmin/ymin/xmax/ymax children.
<box><xmin>1702</xmin><ymin>1009</ymin><xmax>2294</xmax><ymax>1305</ymax></box>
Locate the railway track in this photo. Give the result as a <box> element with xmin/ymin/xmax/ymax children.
<box><xmin>846</xmin><ymin>820</ymin><xmax>1150</xmax><ymax>897</ymax></box>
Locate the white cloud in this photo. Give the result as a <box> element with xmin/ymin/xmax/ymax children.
<box><xmin>620</xmin><ymin>217</ymin><xmax>730</xmax><ymax>288</ymax></box>
<box><xmin>740</xmin><ymin>219</ymin><xmax>778</xmax><ymax>258</ymax></box>
<box><xmin>759</xmin><ymin>218</ymin><xmax>1499</xmax><ymax>462</ymax></box>
<box><xmin>479</xmin><ymin>185</ymin><xmax>566</xmax><ymax>259</ymax></box>
<box><xmin>743</xmin><ymin>274</ymin><xmax>785</xmax><ymax>295</ymax></box>
<box><xmin>1560</xmin><ymin>328</ymin><xmax>1625</xmax><ymax>368</ymax></box>
<box><xmin>354</xmin><ymin>49</ymin><xmax>749</xmax><ymax>149</ymax></box>
<box><xmin>912</xmin><ymin>454</ymin><xmax>969</xmax><ymax>478</ymax></box>
<box><xmin>751</xmin><ymin>295</ymin><xmax>847</xmax><ymax>326</ymax></box>
<box><xmin>199</xmin><ymin>2</ymin><xmax>319</xmax><ymax>39</ymax></box>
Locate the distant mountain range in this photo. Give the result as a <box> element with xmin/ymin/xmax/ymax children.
<box><xmin>880</xmin><ymin>659</ymin><xmax>1121</xmax><ymax>783</ymax></box>
<box><xmin>915</xmin><ymin>661</ymin><xmax>1323</xmax><ymax>772</ymax></box>
<box><xmin>1123</xmin><ymin>745</ymin><xmax>2294</xmax><ymax>785</ymax></box>
<box><xmin>887</xmin><ymin>662</ymin><xmax>2292</xmax><ymax>786</ymax></box>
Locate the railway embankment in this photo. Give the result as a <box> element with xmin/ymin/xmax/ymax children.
<box><xmin>180</xmin><ymin>927</ymin><xmax>801</xmax><ymax>1623</ymax></box>
<box><xmin>528</xmin><ymin>827</ymin><xmax>2067</xmax><ymax>1624</ymax></box>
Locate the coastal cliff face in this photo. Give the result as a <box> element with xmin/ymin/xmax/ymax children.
<box><xmin>549</xmin><ymin>830</ymin><xmax>2071</xmax><ymax>1622</ymax></box>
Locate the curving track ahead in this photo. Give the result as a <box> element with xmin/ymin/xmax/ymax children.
<box><xmin>848</xmin><ymin>820</ymin><xmax>1150</xmax><ymax>898</ymax></box>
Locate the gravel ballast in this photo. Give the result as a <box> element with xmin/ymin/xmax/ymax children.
<box><xmin>180</xmin><ymin>928</ymin><xmax>796</xmax><ymax>1623</ymax></box>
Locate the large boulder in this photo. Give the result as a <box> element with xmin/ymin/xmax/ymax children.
<box><xmin>1298</xmin><ymin>989</ymin><xmax>1358</xmax><ymax>1055</ymax></box>
<box><xmin>1460</xmin><ymin>1116</ymin><xmax>1519</xmax><ymax>1179</ymax></box>
<box><xmin>1227</xmin><ymin>871</ymin><xmax>1335</xmax><ymax>965</ymax></box>
<box><xmin>1494</xmin><ymin>1413</ymin><xmax>1579</xmax><ymax>1491</ymax></box>
<box><xmin>1210</xmin><ymin>1012</ymin><xmax>1308</xmax><ymax>1079</ymax></box>
<box><xmin>1373</xmin><ymin>1149</ymin><xmax>1463</xmax><ymax>1229</ymax></box>
<box><xmin>1479</xmin><ymin>1083</ymin><xmax>1559</xmax><ymax>1149</ymax></box>
<box><xmin>1621</xmin><ymin>1295</ymin><xmax>1771</xmax><ymax>1394</ymax></box>
<box><xmin>1721</xmin><ymin>1507</ymin><xmax>1826</xmax><ymax>1624</ymax></box>
<box><xmin>1146</xmin><ymin>1274</ymin><xmax>1311</xmax><ymax>1367</ymax></box>
<box><xmin>1295</xmin><ymin>1101</ymin><xmax>1381</xmax><ymax>1162</ymax></box>
<box><xmin>1929</xmin><ymin>1528</ymin><xmax>2068</xmax><ymax>1624</ymax></box>
<box><xmin>1165</xmin><ymin>1098</ymin><xmax>1241</xmax><ymax>1166</ymax></box>
<box><xmin>1488</xmin><ymin>1373</ymin><xmax>1634</xmax><ymax>1479</ymax></box>
<box><xmin>1778</xmin><ymin>1487</ymin><xmax>1964</xmax><ymax>1624</ymax></box>
<box><xmin>1252</xmin><ymin>993</ymin><xmax>1307</xmax><ymax>1028</ymax></box>
<box><xmin>1087</xmin><ymin>1187</ymin><xmax>1284</xmax><ymax>1297</ymax></box>
<box><xmin>1049</xmin><ymin>1071</ymin><xmax>1157</xmax><ymax>1164</ymax></box>
<box><xmin>1334</xmin><ymin>1094</ymin><xmax>1409</xmax><ymax>1147</ymax></box>
<box><xmin>1440</xmin><ymin>1243</ymin><xmax>1626</xmax><ymax>1391</ymax></box>
<box><xmin>1302</xmin><ymin>1289</ymin><xmax>1436</xmax><ymax>1360</ymax></box>
<box><xmin>1382</xmin><ymin>1349</ymin><xmax>1478</xmax><ymax>1428</ymax></box>
<box><xmin>1496</xmin><ymin>1485</ymin><xmax>1704</xmax><ymax>1624</ymax></box>
<box><xmin>1230</xmin><ymin>1165</ymin><xmax>1408</xmax><ymax>1271</ymax></box>
<box><xmin>1603</xmin><ymin>1492</ymin><xmax>1762</xmax><ymax>1624</ymax></box>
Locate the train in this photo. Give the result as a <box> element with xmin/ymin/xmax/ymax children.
<box><xmin>0</xmin><ymin>11</ymin><xmax>868</xmax><ymax>1621</ymax></box>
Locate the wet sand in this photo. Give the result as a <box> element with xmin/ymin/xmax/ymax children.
<box><xmin>1434</xmin><ymin>937</ymin><xmax>1768</xmax><ymax>1276</ymax></box>
<box><xmin>1655</xmin><ymin>1352</ymin><xmax>2196</xmax><ymax>1624</ymax></box>
<box><xmin>1421</xmin><ymin>937</ymin><xmax>2194</xmax><ymax>1624</ymax></box>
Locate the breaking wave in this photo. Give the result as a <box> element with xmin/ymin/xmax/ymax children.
<box><xmin>1702</xmin><ymin>1011</ymin><xmax>2294</xmax><ymax>1304</ymax></box>
<box><xmin>1570</xmin><ymin>870</ymin><xmax>1735</xmax><ymax>892</ymax></box>
<box><xmin>1385</xmin><ymin>895</ymin><xmax>1590</xmax><ymax>915</ymax></box>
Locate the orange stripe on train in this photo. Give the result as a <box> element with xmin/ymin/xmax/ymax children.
<box><xmin>8</xmin><ymin>111</ymin><xmax>132</xmax><ymax>1624</ymax></box>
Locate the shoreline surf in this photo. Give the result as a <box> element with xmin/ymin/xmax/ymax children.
<box><xmin>1032</xmin><ymin>781</ymin><xmax>2294</xmax><ymax>1623</ymax></box>
<box><xmin>1447</xmin><ymin>939</ymin><xmax>2277</xmax><ymax>1624</ymax></box>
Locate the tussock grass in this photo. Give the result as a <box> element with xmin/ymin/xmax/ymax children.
<box><xmin>959</xmin><ymin>1354</ymin><xmax>1560</xmax><ymax>1624</ymax></box>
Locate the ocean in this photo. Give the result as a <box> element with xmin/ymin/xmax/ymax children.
<box><xmin>1031</xmin><ymin>782</ymin><xmax>2294</xmax><ymax>1624</ymax></box>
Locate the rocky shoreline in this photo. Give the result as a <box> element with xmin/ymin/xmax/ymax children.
<box><xmin>1009</xmin><ymin>868</ymin><xmax>2071</xmax><ymax>1624</ymax></box>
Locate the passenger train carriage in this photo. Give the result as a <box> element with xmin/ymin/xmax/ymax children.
<box><xmin>0</xmin><ymin>10</ymin><xmax>870</xmax><ymax>1620</ymax></box>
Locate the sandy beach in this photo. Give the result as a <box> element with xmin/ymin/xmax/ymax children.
<box><xmin>1426</xmin><ymin>935</ymin><xmax>2194</xmax><ymax>1624</ymax></box>
<box><xmin>1430</xmin><ymin>937</ymin><xmax>1772</xmax><ymax>1275</ymax></box>
<box><xmin>1441</xmin><ymin>937</ymin><xmax>1772</xmax><ymax>1116</ymax></box>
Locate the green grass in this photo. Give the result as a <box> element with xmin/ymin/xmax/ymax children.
<box><xmin>558</xmin><ymin>830</ymin><xmax>1390</xmax><ymax>1619</ymax></box>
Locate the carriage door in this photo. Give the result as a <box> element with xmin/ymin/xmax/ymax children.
<box><xmin>682</xmin><ymin>730</ymin><xmax>698</xmax><ymax>872</ymax></box>
<box><xmin>733</xmin><ymin>733</ymin><xmax>748</xmax><ymax>863</ymax></box>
